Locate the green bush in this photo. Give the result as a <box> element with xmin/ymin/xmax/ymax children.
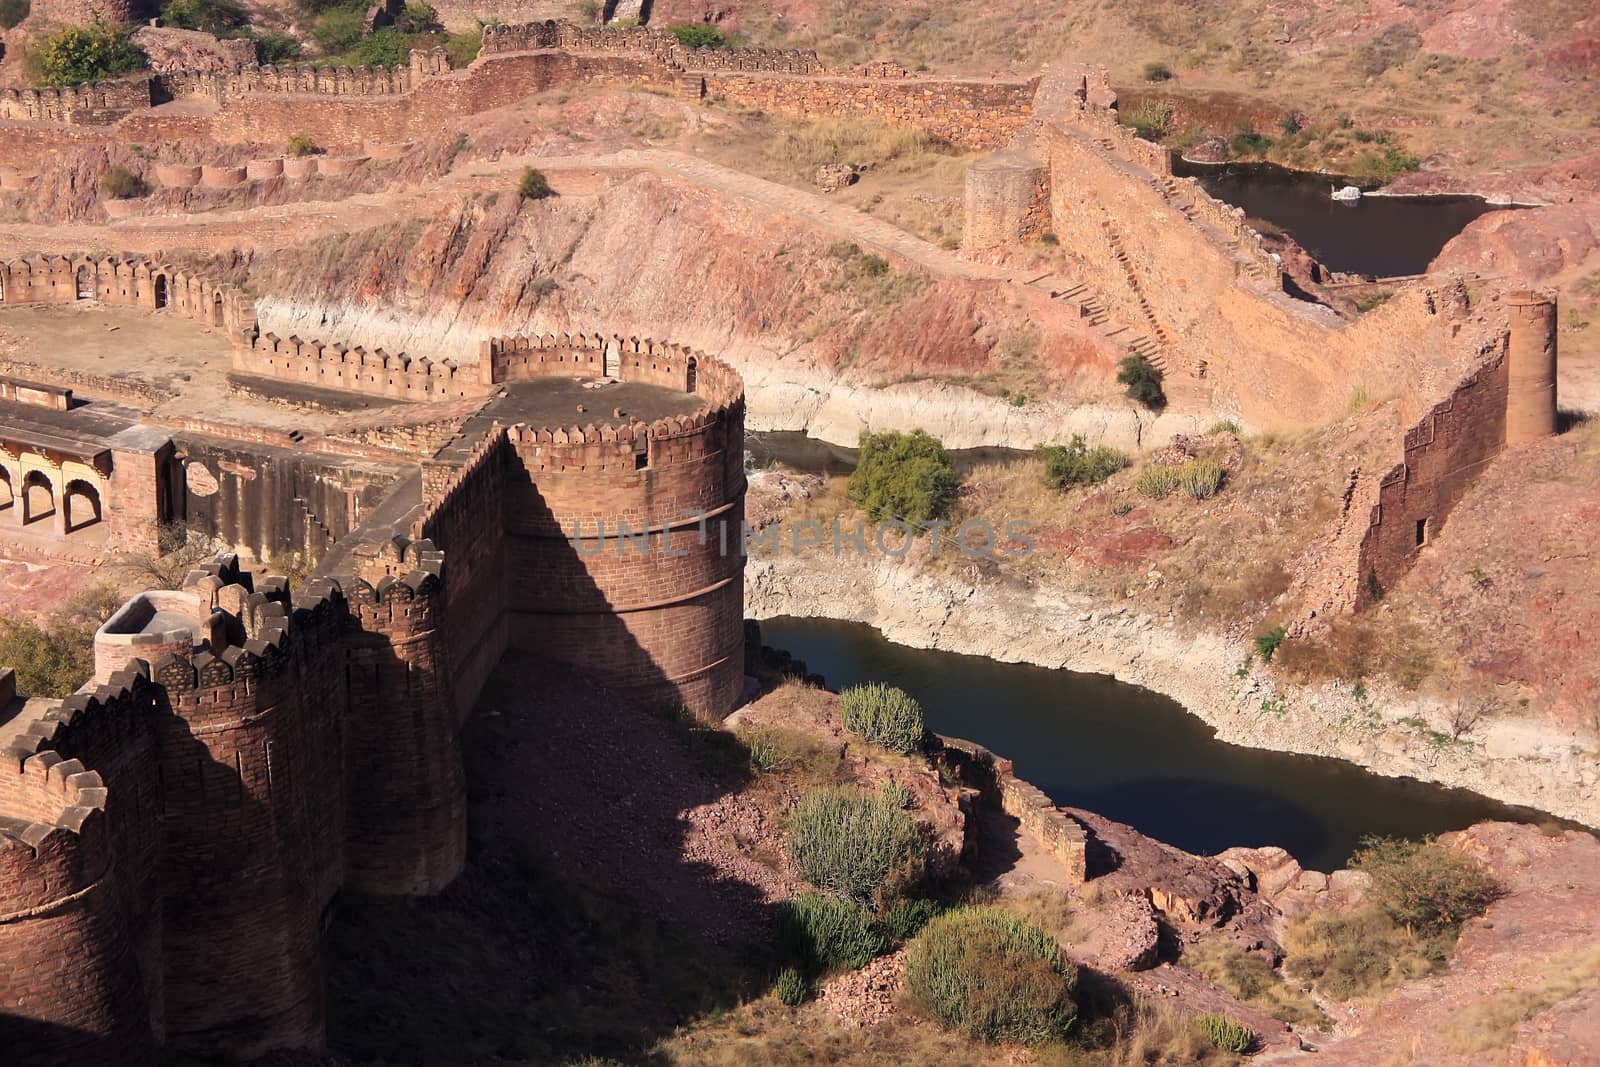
<box><xmin>1142</xmin><ymin>60</ymin><xmax>1173</xmax><ymax>82</ymax></box>
<box><xmin>904</xmin><ymin>907</ymin><xmax>1078</xmax><ymax>1045</ymax></box>
<box><xmin>255</xmin><ymin>33</ymin><xmax>303</xmax><ymax>65</ymax></box>
<box><xmin>100</xmin><ymin>163</ymin><xmax>145</xmax><ymax>200</ymax></box>
<box><xmin>1230</xmin><ymin>126</ymin><xmax>1275</xmax><ymax>157</ymax></box>
<box><xmin>0</xmin><ymin>616</ymin><xmax>95</xmax><ymax>698</ymax></box>
<box><xmin>880</xmin><ymin>779</ymin><xmax>913</xmax><ymax>811</ymax></box>
<box><xmin>517</xmin><ymin>167</ymin><xmax>552</xmax><ymax>200</ymax></box>
<box><xmin>29</xmin><ymin>22</ymin><xmax>146</xmax><ymax>88</ymax></box>
<box><xmin>777</xmin><ymin>892</ymin><xmax>889</xmax><ymax>975</ymax></box>
<box><xmin>1123</xmin><ymin>101</ymin><xmax>1172</xmax><ymax>141</ymax></box>
<box><xmin>311</xmin><ymin>8</ymin><xmax>365</xmax><ymax>53</ymax></box>
<box><xmin>1285</xmin><ymin>905</ymin><xmax>1443</xmax><ymax>1000</ymax></box>
<box><xmin>1038</xmin><ymin>435</ymin><xmax>1127</xmax><ymax>490</ymax></box>
<box><xmin>1352</xmin><ymin>836</ymin><xmax>1499</xmax><ymax>936</ymax></box>
<box><xmin>1198</xmin><ymin>1013</ymin><xmax>1253</xmax><ymax>1053</ymax></box>
<box><xmin>1254</xmin><ymin>625</ymin><xmax>1287</xmax><ymax>662</ymax></box>
<box><xmin>1178</xmin><ymin>457</ymin><xmax>1224</xmax><ymax>500</ymax></box>
<box><xmin>445</xmin><ymin>25</ymin><xmax>482</xmax><ymax>66</ymax></box>
<box><xmin>160</xmin><ymin>0</ymin><xmax>248</xmax><ymax>33</ymax></box>
<box><xmin>0</xmin><ymin>0</ymin><xmax>29</xmax><ymax>31</ymax></box>
<box><xmin>775</xmin><ymin>967</ymin><xmax>809</xmax><ymax>1005</ymax></box>
<box><xmin>1135</xmin><ymin>465</ymin><xmax>1179</xmax><ymax>499</ymax></box>
<box><xmin>882</xmin><ymin>896</ymin><xmax>939</xmax><ymax>942</ymax></box>
<box><xmin>786</xmin><ymin>786</ymin><xmax>924</xmax><ymax>909</ymax></box>
<box><xmin>847</xmin><ymin>429</ymin><xmax>959</xmax><ymax>525</ymax></box>
<box><xmin>288</xmin><ymin>132</ymin><xmax>320</xmax><ymax>157</ymax></box>
<box><xmin>665</xmin><ymin>22</ymin><xmax>726</xmax><ymax>49</ymax></box>
<box><xmin>340</xmin><ymin>26</ymin><xmax>411</xmax><ymax>66</ymax></box>
<box><xmin>838</xmin><ymin>682</ymin><xmax>925</xmax><ymax>754</ymax></box>
<box><xmin>1207</xmin><ymin>419</ymin><xmax>1242</xmax><ymax>435</ymax></box>
<box><xmin>1117</xmin><ymin>354</ymin><xmax>1166</xmax><ymax>408</ymax></box>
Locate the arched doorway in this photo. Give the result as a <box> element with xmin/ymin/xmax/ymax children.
<box><xmin>63</xmin><ymin>479</ymin><xmax>102</xmax><ymax>533</ymax></box>
<box><xmin>154</xmin><ymin>274</ymin><xmax>169</xmax><ymax>309</ymax></box>
<box><xmin>212</xmin><ymin>292</ymin><xmax>225</xmax><ymax>327</ymax></box>
<box><xmin>604</xmin><ymin>339</ymin><xmax>620</xmax><ymax>379</ymax></box>
<box><xmin>686</xmin><ymin>356</ymin><xmax>698</xmax><ymax>393</ymax></box>
<box><xmin>21</xmin><ymin>471</ymin><xmax>54</xmax><ymax>525</ymax></box>
<box><xmin>76</xmin><ymin>265</ymin><xmax>92</xmax><ymax>300</ymax></box>
<box><xmin>0</xmin><ymin>468</ymin><xmax>13</xmax><ymax>514</ymax></box>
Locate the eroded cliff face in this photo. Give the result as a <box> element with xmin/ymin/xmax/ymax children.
<box><xmin>228</xmin><ymin>174</ymin><xmax>1188</xmax><ymax>446</ymax></box>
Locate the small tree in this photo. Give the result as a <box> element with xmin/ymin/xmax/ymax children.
<box><xmin>786</xmin><ymin>786</ymin><xmax>925</xmax><ymax>909</ymax></box>
<box><xmin>255</xmin><ymin>33</ymin><xmax>303</xmax><ymax>65</ymax></box>
<box><xmin>1351</xmin><ymin>836</ymin><xmax>1499</xmax><ymax>936</ymax></box>
<box><xmin>29</xmin><ymin>22</ymin><xmax>146</xmax><ymax>88</ymax></box>
<box><xmin>838</xmin><ymin>682</ymin><xmax>925</xmax><ymax>754</ymax></box>
<box><xmin>394</xmin><ymin>1</ymin><xmax>439</xmax><ymax>33</ymax></box>
<box><xmin>665</xmin><ymin>22</ymin><xmax>727</xmax><ymax>48</ymax></box>
<box><xmin>905</xmin><ymin>907</ymin><xmax>1079</xmax><ymax>1045</ymax></box>
<box><xmin>1117</xmin><ymin>353</ymin><xmax>1166</xmax><ymax>408</ymax></box>
<box><xmin>288</xmin><ymin>132</ymin><xmax>321</xmax><ymax>157</ymax></box>
<box><xmin>847</xmin><ymin>429</ymin><xmax>959</xmax><ymax>525</ymax></box>
<box><xmin>517</xmin><ymin>167</ymin><xmax>552</xmax><ymax>200</ymax></box>
<box><xmin>160</xmin><ymin>0</ymin><xmax>248</xmax><ymax>33</ymax></box>
<box><xmin>0</xmin><ymin>616</ymin><xmax>96</xmax><ymax>698</ymax></box>
<box><xmin>1038</xmin><ymin>435</ymin><xmax>1127</xmax><ymax>490</ymax></box>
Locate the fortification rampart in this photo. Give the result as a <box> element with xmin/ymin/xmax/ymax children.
<box><xmin>235</xmin><ymin>330</ymin><xmax>486</xmax><ymax>402</ymax></box>
<box><xmin>3</xmin><ymin>548</ymin><xmax>469</xmax><ymax>1061</ymax></box>
<box><xmin>0</xmin><ymin>255</ymin><xmax>256</xmax><ymax>339</ymax></box>
<box><xmin>0</xmin><ymin>78</ymin><xmax>152</xmax><ymax>125</ymax></box>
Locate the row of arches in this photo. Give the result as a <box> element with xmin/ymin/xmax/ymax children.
<box><xmin>0</xmin><ymin>257</ymin><xmax>238</xmax><ymax>331</ymax></box>
<box><xmin>0</xmin><ymin>469</ymin><xmax>102</xmax><ymax>532</ymax></box>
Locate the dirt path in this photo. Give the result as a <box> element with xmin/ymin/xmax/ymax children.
<box><xmin>0</xmin><ymin>149</ymin><xmax>1012</xmax><ymax>282</ymax></box>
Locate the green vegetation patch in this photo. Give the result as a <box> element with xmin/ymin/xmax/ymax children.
<box><xmin>847</xmin><ymin>429</ymin><xmax>959</xmax><ymax>525</ymax></box>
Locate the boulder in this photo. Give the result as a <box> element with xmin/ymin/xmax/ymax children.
<box><xmin>814</xmin><ymin>163</ymin><xmax>859</xmax><ymax>193</ymax></box>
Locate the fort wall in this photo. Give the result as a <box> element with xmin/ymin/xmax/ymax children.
<box><xmin>0</xmin><ymin>78</ymin><xmax>152</xmax><ymax>126</ymax></box>
<box><xmin>235</xmin><ymin>330</ymin><xmax>487</xmax><ymax>402</ymax></box>
<box><xmin>0</xmin><ymin>255</ymin><xmax>256</xmax><ymax>340</ymax></box>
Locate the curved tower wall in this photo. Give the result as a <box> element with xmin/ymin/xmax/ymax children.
<box><xmin>1505</xmin><ymin>290</ymin><xmax>1558</xmax><ymax>446</ymax></box>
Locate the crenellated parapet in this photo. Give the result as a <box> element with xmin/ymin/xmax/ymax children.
<box><xmin>158</xmin><ymin>60</ymin><xmax>419</xmax><ymax>105</ymax></box>
<box><xmin>235</xmin><ymin>329</ymin><xmax>485</xmax><ymax>401</ymax></box>
<box><xmin>0</xmin><ymin>253</ymin><xmax>257</xmax><ymax>340</ymax></box>
<box><xmin>0</xmin><ymin>77</ymin><xmax>152</xmax><ymax>125</ymax></box>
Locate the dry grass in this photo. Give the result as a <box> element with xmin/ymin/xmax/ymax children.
<box><xmin>1275</xmin><ymin>611</ymin><xmax>1439</xmax><ymax>691</ymax></box>
<box><xmin>1182</xmin><ymin>941</ymin><xmax>1328</xmax><ymax>1028</ymax></box>
<box><xmin>1443</xmin><ymin>947</ymin><xmax>1600</xmax><ymax>1054</ymax></box>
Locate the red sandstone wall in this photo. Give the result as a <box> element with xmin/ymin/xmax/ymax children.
<box><xmin>0</xmin><ymin>255</ymin><xmax>256</xmax><ymax>339</ymax></box>
<box><xmin>234</xmin><ymin>332</ymin><xmax>487</xmax><ymax>402</ymax></box>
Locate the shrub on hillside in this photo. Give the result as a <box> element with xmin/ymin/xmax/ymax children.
<box><xmin>665</xmin><ymin>22</ymin><xmax>726</xmax><ymax>49</ymax></box>
<box><xmin>1178</xmin><ymin>457</ymin><xmax>1224</xmax><ymax>500</ymax></box>
<box><xmin>517</xmin><ymin>167</ymin><xmax>552</xmax><ymax>200</ymax></box>
<box><xmin>310</xmin><ymin>8</ymin><xmax>365</xmax><ymax>53</ymax></box>
<box><xmin>786</xmin><ymin>786</ymin><xmax>924</xmax><ymax>908</ymax></box>
<box><xmin>100</xmin><ymin>164</ymin><xmax>146</xmax><ymax>200</ymax></box>
<box><xmin>1352</xmin><ymin>835</ymin><xmax>1499</xmax><ymax>936</ymax></box>
<box><xmin>29</xmin><ymin>22</ymin><xmax>146</xmax><ymax>88</ymax></box>
<box><xmin>904</xmin><ymin>907</ymin><xmax>1079</xmax><ymax>1045</ymax></box>
<box><xmin>777</xmin><ymin>892</ymin><xmax>889</xmax><ymax>976</ymax></box>
<box><xmin>340</xmin><ymin>26</ymin><xmax>411</xmax><ymax>66</ymax></box>
<box><xmin>1038</xmin><ymin>435</ymin><xmax>1127</xmax><ymax>490</ymax></box>
<box><xmin>445</xmin><ymin>25</ymin><xmax>482</xmax><ymax>66</ymax></box>
<box><xmin>393</xmin><ymin>1</ymin><xmax>439</xmax><ymax>33</ymax></box>
<box><xmin>255</xmin><ymin>33</ymin><xmax>303</xmax><ymax>65</ymax></box>
<box><xmin>839</xmin><ymin>682</ymin><xmax>925</xmax><ymax>754</ymax></box>
<box><xmin>287</xmin><ymin>132</ymin><xmax>321</xmax><ymax>157</ymax></box>
<box><xmin>1254</xmin><ymin>624</ymin><xmax>1287</xmax><ymax>662</ymax></box>
<box><xmin>881</xmin><ymin>896</ymin><xmax>940</xmax><ymax>941</ymax></box>
<box><xmin>1117</xmin><ymin>354</ymin><xmax>1166</xmax><ymax>408</ymax></box>
<box><xmin>160</xmin><ymin>0</ymin><xmax>248</xmax><ymax>33</ymax></box>
<box><xmin>0</xmin><ymin>0</ymin><xmax>29</xmax><ymax>31</ymax></box>
<box><xmin>1123</xmin><ymin>101</ymin><xmax>1172</xmax><ymax>141</ymax></box>
<box><xmin>1198</xmin><ymin>1013</ymin><xmax>1253</xmax><ymax>1053</ymax></box>
<box><xmin>775</xmin><ymin>966</ymin><xmax>809</xmax><ymax>1005</ymax></box>
<box><xmin>1142</xmin><ymin>60</ymin><xmax>1173</xmax><ymax>82</ymax></box>
<box><xmin>1135</xmin><ymin>465</ymin><xmax>1179</xmax><ymax>499</ymax></box>
<box><xmin>1354</xmin><ymin>24</ymin><xmax>1421</xmax><ymax>78</ymax></box>
<box><xmin>1284</xmin><ymin>905</ymin><xmax>1438</xmax><ymax>999</ymax></box>
<box><xmin>0</xmin><ymin>616</ymin><xmax>95</xmax><ymax>698</ymax></box>
<box><xmin>847</xmin><ymin>429</ymin><xmax>959</xmax><ymax>525</ymax></box>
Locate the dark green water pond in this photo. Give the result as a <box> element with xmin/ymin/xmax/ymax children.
<box><xmin>759</xmin><ymin>616</ymin><xmax>1543</xmax><ymax>870</ymax></box>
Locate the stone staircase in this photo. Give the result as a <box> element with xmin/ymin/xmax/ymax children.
<box><xmin>1021</xmin><ymin>271</ymin><xmax>1169</xmax><ymax>375</ymax></box>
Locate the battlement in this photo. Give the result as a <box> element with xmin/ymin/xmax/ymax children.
<box><xmin>0</xmin><ymin>77</ymin><xmax>152</xmax><ymax>125</ymax></box>
<box><xmin>159</xmin><ymin>58</ymin><xmax>419</xmax><ymax>106</ymax></box>
<box><xmin>0</xmin><ymin>253</ymin><xmax>257</xmax><ymax>338</ymax></box>
<box><xmin>235</xmin><ymin>329</ymin><xmax>486</xmax><ymax>402</ymax></box>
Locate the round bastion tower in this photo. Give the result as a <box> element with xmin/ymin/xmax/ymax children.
<box><xmin>1504</xmin><ymin>289</ymin><xmax>1558</xmax><ymax>446</ymax></box>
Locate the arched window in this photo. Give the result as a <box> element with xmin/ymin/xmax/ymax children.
<box><xmin>76</xmin><ymin>265</ymin><xmax>92</xmax><ymax>300</ymax></box>
<box><xmin>686</xmin><ymin>356</ymin><xmax>698</xmax><ymax>394</ymax></box>
<box><xmin>212</xmin><ymin>291</ymin><xmax>225</xmax><ymax>326</ymax></box>
<box><xmin>63</xmin><ymin>479</ymin><xmax>102</xmax><ymax>533</ymax></box>
<box><xmin>21</xmin><ymin>471</ymin><xmax>55</xmax><ymax>525</ymax></box>
<box><xmin>154</xmin><ymin>274</ymin><xmax>169</xmax><ymax>309</ymax></box>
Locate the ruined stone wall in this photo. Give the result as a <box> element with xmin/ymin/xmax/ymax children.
<box><xmin>0</xmin><ymin>255</ymin><xmax>256</xmax><ymax>340</ymax></box>
<box><xmin>963</xmin><ymin>150</ymin><xmax>1049</xmax><ymax>250</ymax></box>
<box><xmin>938</xmin><ymin>735</ymin><xmax>1087</xmax><ymax>884</ymax></box>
